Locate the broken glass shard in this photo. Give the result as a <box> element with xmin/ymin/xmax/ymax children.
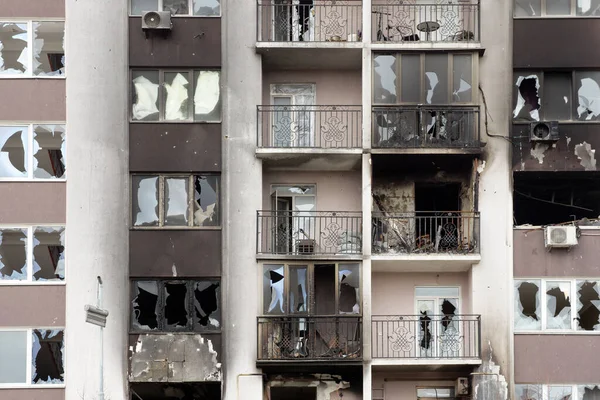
<box><xmin>33</xmin><ymin>22</ymin><xmax>65</xmax><ymax>77</ymax></box>
<box><xmin>0</xmin><ymin>23</ymin><xmax>28</xmax><ymax>75</ymax></box>
<box><xmin>575</xmin><ymin>73</ymin><xmax>600</xmax><ymax>121</ymax></box>
<box><xmin>453</xmin><ymin>54</ymin><xmax>472</xmax><ymax>102</ymax></box>
<box><xmin>194</xmin><ymin>70</ymin><xmax>221</xmax><ymax>122</ymax></box>
<box><xmin>194</xmin><ymin>281</ymin><xmax>220</xmax><ymax>330</ymax></box>
<box><xmin>263</xmin><ymin>265</ymin><xmax>285</xmax><ymax>314</ymax></box>
<box><xmin>163</xmin><ymin>72</ymin><xmax>190</xmax><ymax>121</ymax></box>
<box><xmin>289</xmin><ymin>266</ymin><xmax>307</xmax><ymax>313</ymax></box>
<box><xmin>164</xmin><ymin>177</ymin><xmax>189</xmax><ymax>226</ymax></box>
<box><xmin>33</xmin><ymin>125</ymin><xmax>66</xmax><ymax>179</ymax></box>
<box><xmin>338</xmin><ymin>263</ymin><xmax>360</xmax><ymax>314</ymax></box>
<box><xmin>194</xmin><ymin>0</ymin><xmax>220</xmax><ymax>15</ymax></box>
<box><xmin>514</xmin><ymin>74</ymin><xmax>541</xmax><ymax>121</ymax></box>
<box><xmin>577</xmin><ymin>0</ymin><xmax>600</xmax><ymax>15</ymax></box>
<box><xmin>193</xmin><ymin>175</ymin><xmax>219</xmax><ymax>226</ymax></box>
<box><xmin>578</xmin><ymin>386</ymin><xmax>600</xmax><ymax>400</ymax></box>
<box><xmin>515</xmin><ymin>385</ymin><xmax>543</xmax><ymax>400</ymax></box>
<box><xmin>514</xmin><ymin>0</ymin><xmax>541</xmax><ymax>16</ymax></box>
<box><xmin>546</xmin><ymin>281</ymin><xmax>571</xmax><ymax>329</ymax></box>
<box><xmin>0</xmin><ymin>331</ymin><xmax>26</xmax><ymax>383</ymax></box>
<box><xmin>33</xmin><ymin>227</ymin><xmax>65</xmax><ymax>281</ymax></box>
<box><xmin>576</xmin><ymin>280</ymin><xmax>600</xmax><ymax>331</ymax></box>
<box><xmin>374</xmin><ymin>55</ymin><xmax>397</xmax><ymax>104</ymax></box>
<box><xmin>132</xmin><ymin>70</ymin><xmax>160</xmax><ymax>121</ymax></box>
<box><xmin>0</xmin><ymin>126</ymin><xmax>28</xmax><ymax>178</ymax></box>
<box><xmin>164</xmin><ymin>282</ymin><xmax>188</xmax><ymax>328</ymax></box>
<box><xmin>164</xmin><ymin>0</ymin><xmax>189</xmax><ymax>14</ymax></box>
<box><xmin>132</xmin><ymin>176</ymin><xmax>159</xmax><ymax>226</ymax></box>
<box><xmin>32</xmin><ymin>330</ymin><xmax>64</xmax><ymax>384</ymax></box>
<box><xmin>514</xmin><ymin>280</ymin><xmax>541</xmax><ymax>330</ymax></box>
<box><xmin>132</xmin><ymin>281</ymin><xmax>159</xmax><ymax>330</ymax></box>
<box><xmin>131</xmin><ymin>0</ymin><xmax>159</xmax><ymax>15</ymax></box>
<box><xmin>0</xmin><ymin>228</ymin><xmax>28</xmax><ymax>280</ymax></box>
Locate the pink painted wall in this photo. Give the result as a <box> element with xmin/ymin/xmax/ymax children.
<box><xmin>0</xmin><ymin>286</ymin><xmax>65</xmax><ymax>326</ymax></box>
<box><xmin>3</xmin><ymin>0</ymin><xmax>64</xmax><ymax>18</ymax></box>
<box><xmin>0</xmin><ymin>389</ymin><xmax>64</xmax><ymax>400</ymax></box>
<box><xmin>0</xmin><ymin>81</ymin><xmax>65</xmax><ymax>121</ymax></box>
<box><xmin>0</xmin><ymin>183</ymin><xmax>66</xmax><ymax>224</ymax></box>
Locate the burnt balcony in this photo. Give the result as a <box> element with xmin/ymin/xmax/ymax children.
<box><xmin>257</xmin><ymin>210</ymin><xmax>363</xmax><ymax>257</ymax></box>
<box><xmin>257</xmin><ymin>315</ymin><xmax>362</xmax><ymax>364</ymax></box>
<box><xmin>371</xmin><ymin>1</ymin><xmax>480</xmax><ymax>43</ymax></box>
<box><xmin>372</xmin><ymin>315</ymin><xmax>481</xmax><ymax>364</ymax></box>
<box><xmin>372</xmin><ymin>106</ymin><xmax>481</xmax><ymax>152</ymax></box>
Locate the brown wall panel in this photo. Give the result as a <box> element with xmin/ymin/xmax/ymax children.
<box><xmin>0</xmin><ymin>389</ymin><xmax>64</xmax><ymax>400</ymax></box>
<box><xmin>0</xmin><ymin>286</ymin><xmax>65</xmax><ymax>327</ymax></box>
<box><xmin>0</xmin><ymin>183</ymin><xmax>65</xmax><ymax>224</ymax></box>
<box><xmin>512</xmin><ymin>124</ymin><xmax>600</xmax><ymax>172</ymax></box>
<box><xmin>130</xmin><ymin>230</ymin><xmax>221</xmax><ymax>277</ymax></box>
<box><xmin>515</xmin><ymin>335</ymin><xmax>600</xmax><ymax>383</ymax></box>
<box><xmin>3</xmin><ymin>0</ymin><xmax>64</xmax><ymax>18</ymax></box>
<box><xmin>0</xmin><ymin>80</ymin><xmax>65</xmax><ymax>121</ymax></box>
<box><xmin>129</xmin><ymin>18</ymin><xmax>221</xmax><ymax>67</ymax></box>
<box><xmin>130</xmin><ymin>124</ymin><xmax>221</xmax><ymax>172</ymax></box>
<box><xmin>514</xmin><ymin>229</ymin><xmax>600</xmax><ymax>277</ymax></box>
<box><xmin>514</xmin><ymin>19</ymin><xmax>600</xmax><ymax>68</ymax></box>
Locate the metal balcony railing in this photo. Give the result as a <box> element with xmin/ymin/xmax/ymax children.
<box><xmin>257</xmin><ymin>0</ymin><xmax>363</xmax><ymax>43</ymax></box>
<box><xmin>371</xmin><ymin>1</ymin><xmax>480</xmax><ymax>43</ymax></box>
<box><xmin>372</xmin><ymin>106</ymin><xmax>481</xmax><ymax>149</ymax></box>
<box><xmin>372</xmin><ymin>211</ymin><xmax>480</xmax><ymax>254</ymax></box>
<box><xmin>372</xmin><ymin>315</ymin><xmax>481</xmax><ymax>359</ymax></box>
<box><xmin>257</xmin><ymin>210</ymin><xmax>363</xmax><ymax>256</ymax></box>
<box><xmin>257</xmin><ymin>105</ymin><xmax>362</xmax><ymax>149</ymax></box>
<box><xmin>258</xmin><ymin>315</ymin><xmax>362</xmax><ymax>361</ymax></box>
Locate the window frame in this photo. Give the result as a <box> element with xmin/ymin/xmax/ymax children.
<box><xmin>130</xmin><ymin>173</ymin><xmax>221</xmax><ymax>230</ymax></box>
<box><xmin>0</xmin><ymin>327</ymin><xmax>65</xmax><ymax>388</ymax></box>
<box><xmin>514</xmin><ymin>384</ymin><xmax>600</xmax><ymax>400</ymax></box>
<box><xmin>372</xmin><ymin>52</ymin><xmax>479</xmax><ymax>106</ymax></box>
<box><xmin>0</xmin><ymin>225</ymin><xmax>66</xmax><ymax>285</ymax></box>
<box><xmin>128</xmin><ymin>0</ymin><xmax>221</xmax><ymax>18</ymax></box>
<box><xmin>130</xmin><ymin>279</ymin><xmax>221</xmax><ymax>333</ymax></box>
<box><xmin>130</xmin><ymin>68</ymin><xmax>222</xmax><ymax>123</ymax></box>
<box><xmin>514</xmin><ymin>0</ymin><xmax>600</xmax><ymax>17</ymax></box>
<box><xmin>0</xmin><ymin>20</ymin><xmax>66</xmax><ymax>79</ymax></box>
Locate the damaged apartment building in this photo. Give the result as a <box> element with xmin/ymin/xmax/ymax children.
<box><xmin>0</xmin><ymin>0</ymin><xmax>599</xmax><ymax>400</ymax></box>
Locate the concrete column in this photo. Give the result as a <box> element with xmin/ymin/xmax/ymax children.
<box><xmin>222</xmin><ymin>0</ymin><xmax>264</xmax><ymax>399</ymax></box>
<box><xmin>65</xmin><ymin>0</ymin><xmax>129</xmax><ymax>399</ymax></box>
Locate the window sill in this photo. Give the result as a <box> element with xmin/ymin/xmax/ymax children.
<box><xmin>0</xmin><ymin>384</ymin><xmax>65</xmax><ymax>389</ymax></box>
<box><xmin>515</xmin><ymin>330</ymin><xmax>600</xmax><ymax>335</ymax></box>
<box><xmin>0</xmin><ymin>76</ymin><xmax>65</xmax><ymax>80</ymax></box>
<box><xmin>0</xmin><ymin>178</ymin><xmax>66</xmax><ymax>182</ymax></box>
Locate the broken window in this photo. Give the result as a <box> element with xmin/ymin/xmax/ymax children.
<box><xmin>575</xmin><ymin>72</ymin><xmax>600</xmax><ymax>121</ymax></box>
<box><xmin>32</xmin><ymin>330</ymin><xmax>64</xmax><ymax>384</ymax></box>
<box><xmin>515</xmin><ymin>385</ymin><xmax>543</xmax><ymax>400</ymax></box>
<box><xmin>0</xmin><ymin>228</ymin><xmax>28</xmax><ymax>280</ymax></box>
<box><xmin>513</xmin><ymin>73</ymin><xmax>541</xmax><ymax>121</ymax></box>
<box><xmin>132</xmin><ymin>176</ymin><xmax>160</xmax><ymax>226</ymax></box>
<box><xmin>374</xmin><ymin>55</ymin><xmax>397</xmax><ymax>104</ymax></box>
<box><xmin>32</xmin><ymin>227</ymin><xmax>65</xmax><ymax>281</ymax></box>
<box><xmin>514</xmin><ymin>0</ymin><xmax>599</xmax><ymax>16</ymax></box>
<box><xmin>131</xmin><ymin>69</ymin><xmax>221</xmax><ymax>122</ymax></box>
<box><xmin>549</xmin><ymin>386</ymin><xmax>573</xmax><ymax>400</ymax></box>
<box><xmin>164</xmin><ymin>0</ymin><xmax>189</xmax><ymax>14</ymax></box>
<box><xmin>546</xmin><ymin>281</ymin><xmax>571</xmax><ymax>329</ymax></box>
<box><xmin>577</xmin><ymin>0</ymin><xmax>600</xmax><ymax>15</ymax></box>
<box><xmin>0</xmin><ymin>21</ymin><xmax>65</xmax><ymax>77</ymax></box>
<box><xmin>576</xmin><ymin>280</ymin><xmax>600</xmax><ymax>331</ymax></box>
<box><xmin>164</xmin><ymin>177</ymin><xmax>189</xmax><ymax>226</ymax></box>
<box><xmin>514</xmin><ymin>280</ymin><xmax>542</xmax><ymax>330</ymax></box>
<box><xmin>578</xmin><ymin>386</ymin><xmax>600</xmax><ymax>400</ymax></box>
<box><xmin>264</xmin><ymin>264</ymin><xmax>285</xmax><ymax>314</ymax></box>
<box><xmin>131</xmin><ymin>280</ymin><xmax>220</xmax><ymax>332</ymax></box>
<box><xmin>453</xmin><ymin>54</ymin><xmax>473</xmax><ymax>102</ymax></box>
<box><xmin>194</xmin><ymin>0</ymin><xmax>221</xmax><ymax>16</ymax></box>
<box><xmin>339</xmin><ymin>264</ymin><xmax>360</xmax><ymax>314</ymax></box>
<box><xmin>33</xmin><ymin>125</ymin><xmax>66</xmax><ymax>179</ymax></box>
<box><xmin>193</xmin><ymin>175</ymin><xmax>219</xmax><ymax>226</ymax></box>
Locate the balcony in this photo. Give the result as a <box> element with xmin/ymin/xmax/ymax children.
<box><xmin>372</xmin><ymin>315</ymin><xmax>481</xmax><ymax>366</ymax></box>
<box><xmin>372</xmin><ymin>212</ymin><xmax>480</xmax><ymax>271</ymax></box>
<box><xmin>257</xmin><ymin>210</ymin><xmax>363</xmax><ymax>258</ymax></box>
<box><xmin>371</xmin><ymin>1</ymin><xmax>480</xmax><ymax>44</ymax></box>
<box><xmin>257</xmin><ymin>315</ymin><xmax>362</xmax><ymax>364</ymax></box>
<box><xmin>372</xmin><ymin>106</ymin><xmax>481</xmax><ymax>154</ymax></box>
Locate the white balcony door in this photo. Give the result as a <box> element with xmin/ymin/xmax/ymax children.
<box><xmin>271</xmin><ymin>84</ymin><xmax>316</xmax><ymax>148</ymax></box>
<box><xmin>415</xmin><ymin>286</ymin><xmax>460</xmax><ymax>358</ymax></box>
<box><xmin>271</xmin><ymin>185</ymin><xmax>316</xmax><ymax>254</ymax></box>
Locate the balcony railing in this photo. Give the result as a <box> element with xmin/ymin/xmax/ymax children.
<box><xmin>373</xmin><ymin>106</ymin><xmax>480</xmax><ymax>149</ymax></box>
<box><xmin>372</xmin><ymin>211</ymin><xmax>480</xmax><ymax>254</ymax></box>
<box><xmin>371</xmin><ymin>1</ymin><xmax>480</xmax><ymax>43</ymax></box>
<box><xmin>372</xmin><ymin>315</ymin><xmax>481</xmax><ymax>359</ymax></box>
<box><xmin>257</xmin><ymin>0</ymin><xmax>363</xmax><ymax>43</ymax></box>
<box><xmin>257</xmin><ymin>210</ymin><xmax>362</xmax><ymax>256</ymax></box>
<box><xmin>258</xmin><ymin>315</ymin><xmax>362</xmax><ymax>361</ymax></box>
<box><xmin>258</xmin><ymin>105</ymin><xmax>362</xmax><ymax>149</ymax></box>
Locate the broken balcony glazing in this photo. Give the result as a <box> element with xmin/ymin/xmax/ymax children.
<box><xmin>133</xmin><ymin>281</ymin><xmax>160</xmax><ymax>330</ymax></box>
<box><xmin>0</xmin><ymin>228</ymin><xmax>28</xmax><ymax>280</ymax></box>
<box><xmin>515</xmin><ymin>385</ymin><xmax>543</xmax><ymax>400</ymax></box>
<box><xmin>32</xmin><ymin>329</ymin><xmax>64</xmax><ymax>384</ymax></box>
<box><xmin>33</xmin><ymin>125</ymin><xmax>66</xmax><ymax>179</ymax></box>
<box><xmin>575</xmin><ymin>72</ymin><xmax>600</xmax><ymax>121</ymax></box>
<box><xmin>193</xmin><ymin>281</ymin><xmax>220</xmax><ymax>330</ymax></box>
<box><xmin>578</xmin><ymin>386</ymin><xmax>600</xmax><ymax>400</ymax></box>
<box><xmin>514</xmin><ymin>280</ymin><xmax>542</xmax><ymax>330</ymax></box>
<box><xmin>549</xmin><ymin>386</ymin><xmax>573</xmax><ymax>400</ymax></box>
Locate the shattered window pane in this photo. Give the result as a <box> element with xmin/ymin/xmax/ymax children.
<box><xmin>0</xmin><ymin>23</ymin><xmax>29</xmax><ymax>75</ymax></box>
<box><xmin>264</xmin><ymin>265</ymin><xmax>285</xmax><ymax>314</ymax></box>
<box><xmin>0</xmin><ymin>228</ymin><xmax>28</xmax><ymax>280</ymax></box>
<box><xmin>546</xmin><ymin>281</ymin><xmax>571</xmax><ymax>329</ymax></box>
<box><xmin>577</xmin><ymin>0</ymin><xmax>600</xmax><ymax>15</ymax></box>
<box><xmin>32</xmin><ymin>330</ymin><xmax>64</xmax><ymax>384</ymax></box>
<box><xmin>0</xmin><ymin>331</ymin><xmax>27</xmax><ymax>383</ymax></box>
<box><xmin>164</xmin><ymin>177</ymin><xmax>189</xmax><ymax>226</ymax></box>
<box><xmin>339</xmin><ymin>263</ymin><xmax>360</xmax><ymax>314</ymax></box>
<box><xmin>578</xmin><ymin>386</ymin><xmax>600</xmax><ymax>400</ymax></box>
<box><xmin>575</xmin><ymin>72</ymin><xmax>600</xmax><ymax>121</ymax></box>
<box><xmin>0</xmin><ymin>126</ymin><xmax>28</xmax><ymax>178</ymax></box>
<box><xmin>131</xmin><ymin>0</ymin><xmax>159</xmax><ymax>15</ymax></box>
<box><xmin>515</xmin><ymin>385</ymin><xmax>543</xmax><ymax>400</ymax></box>
<box><xmin>514</xmin><ymin>0</ymin><xmax>541</xmax><ymax>16</ymax></box>
<box><xmin>194</xmin><ymin>0</ymin><xmax>220</xmax><ymax>15</ymax></box>
<box><xmin>32</xmin><ymin>125</ymin><xmax>66</xmax><ymax>179</ymax></box>
<box><xmin>288</xmin><ymin>265</ymin><xmax>307</xmax><ymax>313</ymax></box>
<box><xmin>576</xmin><ymin>280</ymin><xmax>600</xmax><ymax>331</ymax></box>
<box><xmin>33</xmin><ymin>22</ymin><xmax>65</xmax><ymax>77</ymax></box>
<box><xmin>514</xmin><ymin>280</ymin><xmax>541</xmax><ymax>330</ymax></box>
<box><xmin>546</xmin><ymin>0</ymin><xmax>571</xmax><ymax>14</ymax></box>
<box><xmin>549</xmin><ymin>386</ymin><xmax>572</xmax><ymax>400</ymax></box>
<box><xmin>401</xmin><ymin>54</ymin><xmax>420</xmax><ymax>103</ymax></box>
<box><xmin>513</xmin><ymin>74</ymin><xmax>541</xmax><ymax>121</ymax></box>
<box><xmin>132</xmin><ymin>281</ymin><xmax>159</xmax><ymax>330</ymax></box>
<box><xmin>194</xmin><ymin>70</ymin><xmax>221</xmax><ymax>122</ymax></box>
<box><xmin>424</xmin><ymin>54</ymin><xmax>448</xmax><ymax>104</ymax></box>
<box><xmin>453</xmin><ymin>54</ymin><xmax>473</xmax><ymax>102</ymax></box>
<box><xmin>192</xmin><ymin>175</ymin><xmax>219</xmax><ymax>226</ymax></box>
<box><xmin>164</xmin><ymin>282</ymin><xmax>188</xmax><ymax>329</ymax></box>
<box><xmin>193</xmin><ymin>281</ymin><xmax>220</xmax><ymax>331</ymax></box>
<box><xmin>132</xmin><ymin>176</ymin><xmax>159</xmax><ymax>227</ymax></box>
<box><xmin>163</xmin><ymin>72</ymin><xmax>190</xmax><ymax>121</ymax></box>
<box><xmin>164</xmin><ymin>0</ymin><xmax>189</xmax><ymax>15</ymax></box>
<box><xmin>374</xmin><ymin>55</ymin><xmax>397</xmax><ymax>104</ymax></box>
<box><xmin>33</xmin><ymin>227</ymin><xmax>65</xmax><ymax>281</ymax></box>
<box><xmin>132</xmin><ymin>70</ymin><xmax>160</xmax><ymax>121</ymax></box>
<box><xmin>543</xmin><ymin>72</ymin><xmax>572</xmax><ymax>121</ymax></box>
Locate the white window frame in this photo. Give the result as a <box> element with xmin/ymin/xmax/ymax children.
<box><xmin>515</xmin><ymin>384</ymin><xmax>600</xmax><ymax>400</ymax></box>
<box><xmin>0</xmin><ymin>327</ymin><xmax>65</xmax><ymax>388</ymax></box>
<box><xmin>0</xmin><ymin>20</ymin><xmax>66</xmax><ymax>79</ymax></box>
<box><xmin>0</xmin><ymin>225</ymin><xmax>66</xmax><ymax>285</ymax></box>
<box><xmin>129</xmin><ymin>0</ymin><xmax>221</xmax><ymax>17</ymax></box>
<box><xmin>514</xmin><ymin>0</ymin><xmax>599</xmax><ymax>17</ymax></box>
<box><xmin>0</xmin><ymin>123</ymin><xmax>66</xmax><ymax>182</ymax></box>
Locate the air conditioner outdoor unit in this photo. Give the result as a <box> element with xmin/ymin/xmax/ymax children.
<box><xmin>142</xmin><ymin>11</ymin><xmax>172</xmax><ymax>30</ymax></box>
<box><xmin>544</xmin><ymin>225</ymin><xmax>578</xmax><ymax>248</ymax></box>
<box><xmin>530</xmin><ymin>121</ymin><xmax>559</xmax><ymax>142</ymax></box>
<box><xmin>456</xmin><ymin>377</ymin><xmax>469</xmax><ymax>396</ymax></box>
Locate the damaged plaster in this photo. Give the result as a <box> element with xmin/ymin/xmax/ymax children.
<box><xmin>574</xmin><ymin>142</ymin><xmax>597</xmax><ymax>171</ymax></box>
<box><xmin>130</xmin><ymin>334</ymin><xmax>221</xmax><ymax>383</ymax></box>
<box><xmin>472</xmin><ymin>343</ymin><xmax>508</xmax><ymax>400</ymax></box>
<box><xmin>530</xmin><ymin>143</ymin><xmax>550</xmax><ymax>164</ymax></box>
<box><xmin>268</xmin><ymin>374</ymin><xmax>351</xmax><ymax>400</ymax></box>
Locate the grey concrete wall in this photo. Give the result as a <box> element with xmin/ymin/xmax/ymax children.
<box><xmin>65</xmin><ymin>0</ymin><xmax>129</xmax><ymax>399</ymax></box>
<box><xmin>0</xmin><ymin>183</ymin><xmax>65</xmax><ymax>224</ymax></box>
<box><xmin>0</xmin><ymin>81</ymin><xmax>65</xmax><ymax>121</ymax></box>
